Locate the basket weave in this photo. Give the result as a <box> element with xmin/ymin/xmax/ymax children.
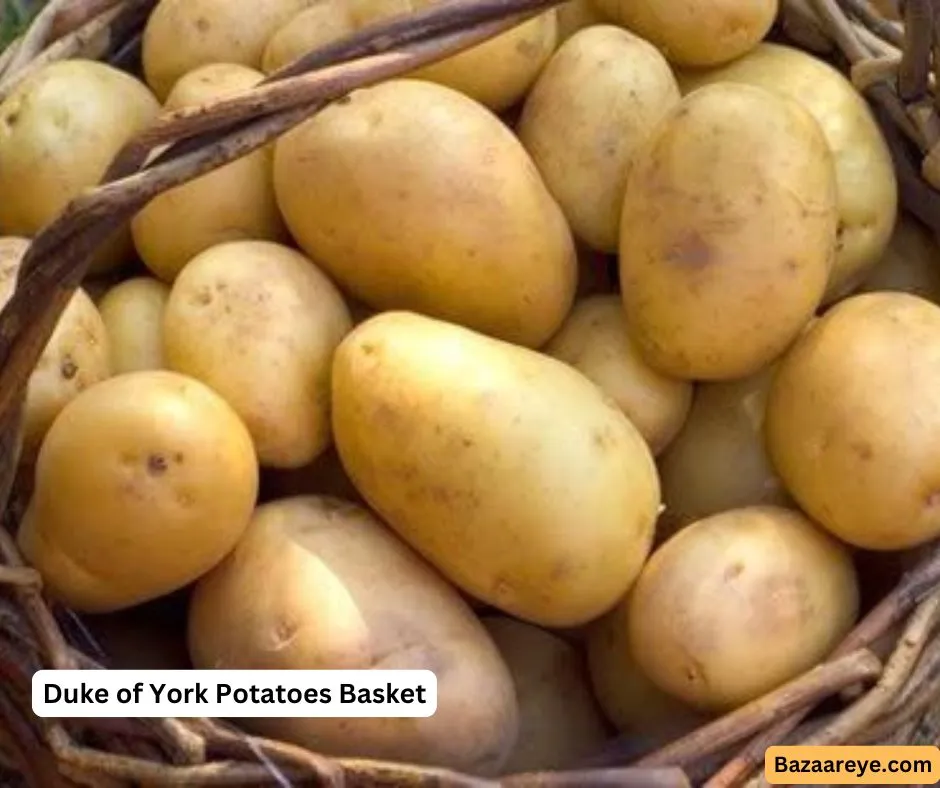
<box><xmin>2</xmin><ymin>0</ymin><xmax>940</xmax><ymax>786</ymax></box>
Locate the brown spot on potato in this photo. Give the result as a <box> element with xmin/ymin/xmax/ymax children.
<box><xmin>195</xmin><ymin>17</ymin><xmax>210</xmax><ymax>32</ymax></box>
<box><xmin>852</xmin><ymin>441</ymin><xmax>873</xmax><ymax>461</ymax></box>
<box><xmin>592</xmin><ymin>425</ymin><xmax>618</xmax><ymax>451</ymax></box>
<box><xmin>666</xmin><ymin>232</ymin><xmax>712</xmax><ymax>269</ymax></box>
<box><xmin>60</xmin><ymin>356</ymin><xmax>78</xmax><ymax>380</ymax></box>
<box><xmin>723</xmin><ymin>562</ymin><xmax>744</xmax><ymax>581</ymax></box>
<box><xmin>147</xmin><ymin>454</ymin><xmax>168</xmax><ymax>475</ymax></box>
<box><xmin>926</xmin><ymin>491</ymin><xmax>940</xmax><ymax>509</ymax></box>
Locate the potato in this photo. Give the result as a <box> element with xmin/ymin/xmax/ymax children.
<box><xmin>0</xmin><ymin>60</ymin><xmax>159</xmax><ymax>273</ymax></box>
<box><xmin>626</xmin><ymin>506</ymin><xmax>858</xmax><ymax>711</ymax></box>
<box><xmin>619</xmin><ymin>83</ymin><xmax>838</xmax><ymax>380</ymax></box>
<box><xmin>18</xmin><ymin>370</ymin><xmax>259</xmax><ymax>613</ymax></box>
<box><xmin>678</xmin><ymin>44</ymin><xmax>898</xmax><ymax>303</ymax></box>
<box><xmin>132</xmin><ymin>63</ymin><xmax>287</xmax><ymax>282</ymax></box>
<box><xmin>586</xmin><ymin>597</ymin><xmax>708</xmax><ymax>741</ymax></box>
<box><xmin>332</xmin><ymin>311</ymin><xmax>661</xmax><ymax>627</ymax></box>
<box><xmin>482</xmin><ymin>616</ymin><xmax>608</xmax><ymax>773</ymax></box>
<box><xmin>657</xmin><ymin>364</ymin><xmax>791</xmax><ymax>536</ymax></box>
<box><xmin>556</xmin><ymin>0</ymin><xmax>607</xmax><ymax>41</ymax></box>
<box><xmin>97</xmin><ymin>277</ymin><xmax>170</xmax><ymax>373</ymax></box>
<box><xmin>141</xmin><ymin>0</ymin><xmax>312</xmax><ymax>100</ymax></box>
<box><xmin>188</xmin><ymin>496</ymin><xmax>518</xmax><ymax>775</ymax></box>
<box><xmin>766</xmin><ymin>292</ymin><xmax>940</xmax><ymax>550</ymax></box>
<box><xmin>23</xmin><ymin>288</ymin><xmax>111</xmax><ymax>461</ymax></box>
<box><xmin>545</xmin><ymin>296</ymin><xmax>692</xmax><ymax>455</ymax></box>
<box><xmin>164</xmin><ymin>240</ymin><xmax>352</xmax><ymax>469</ymax></box>
<box><xmin>593</xmin><ymin>0</ymin><xmax>777</xmax><ymax>67</ymax></box>
<box><xmin>262</xmin><ymin>2</ymin><xmax>355</xmax><ymax>73</ymax></box>
<box><xmin>274</xmin><ymin>80</ymin><xmax>577</xmax><ymax>348</ymax></box>
<box><xmin>858</xmin><ymin>214</ymin><xmax>940</xmax><ymax>302</ymax></box>
<box><xmin>517</xmin><ymin>26</ymin><xmax>681</xmax><ymax>253</ymax></box>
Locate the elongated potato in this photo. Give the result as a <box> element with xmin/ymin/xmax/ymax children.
<box><xmin>189</xmin><ymin>496</ymin><xmax>518</xmax><ymax>775</ymax></box>
<box><xmin>274</xmin><ymin>80</ymin><xmax>577</xmax><ymax>348</ymax></box>
<box><xmin>517</xmin><ymin>26</ymin><xmax>681</xmax><ymax>253</ymax></box>
<box><xmin>332</xmin><ymin>311</ymin><xmax>661</xmax><ymax>627</ymax></box>
<box><xmin>97</xmin><ymin>277</ymin><xmax>170</xmax><ymax>373</ymax></box>
<box><xmin>619</xmin><ymin>83</ymin><xmax>838</xmax><ymax>380</ymax></box>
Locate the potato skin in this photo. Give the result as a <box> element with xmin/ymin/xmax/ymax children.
<box><xmin>331</xmin><ymin>311</ymin><xmax>661</xmax><ymax>627</ymax></box>
<box><xmin>18</xmin><ymin>370</ymin><xmax>259</xmax><ymax>613</ymax></box>
<box><xmin>619</xmin><ymin>83</ymin><xmax>837</xmax><ymax>380</ymax></box>
<box><xmin>262</xmin><ymin>3</ymin><xmax>355</xmax><ymax>73</ymax></box>
<box><xmin>274</xmin><ymin>80</ymin><xmax>577</xmax><ymax>348</ymax></box>
<box><xmin>517</xmin><ymin>26</ymin><xmax>681</xmax><ymax>253</ymax></box>
<box><xmin>858</xmin><ymin>214</ymin><xmax>940</xmax><ymax>302</ymax></box>
<box><xmin>628</xmin><ymin>506</ymin><xmax>858</xmax><ymax>711</ymax></box>
<box><xmin>97</xmin><ymin>277</ymin><xmax>170</xmax><ymax>373</ymax></box>
<box><xmin>766</xmin><ymin>292</ymin><xmax>940</xmax><ymax>550</ymax></box>
<box><xmin>164</xmin><ymin>241</ymin><xmax>352</xmax><ymax>469</ymax></box>
<box><xmin>188</xmin><ymin>496</ymin><xmax>518</xmax><ymax>775</ymax></box>
<box><xmin>594</xmin><ymin>0</ymin><xmax>777</xmax><ymax>67</ymax></box>
<box><xmin>545</xmin><ymin>296</ymin><xmax>692</xmax><ymax>455</ymax></box>
<box><xmin>678</xmin><ymin>43</ymin><xmax>898</xmax><ymax>303</ymax></box>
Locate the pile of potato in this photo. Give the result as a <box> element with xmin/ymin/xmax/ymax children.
<box><xmin>0</xmin><ymin>0</ymin><xmax>934</xmax><ymax>775</ymax></box>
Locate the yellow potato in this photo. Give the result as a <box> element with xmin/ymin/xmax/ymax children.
<box><xmin>619</xmin><ymin>83</ymin><xmax>838</xmax><ymax>380</ymax></box>
<box><xmin>132</xmin><ymin>63</ymin><xmax>287</xmax><ymax>282</ymax></box>
<box><xmin>0</xmin><ymin>61</ymin><xmax>159</xmax><ymax>273</ymax></box>
<box><xmin>97</xmin><ymin>277</ymin><xmax>170</xmax><ymax>373</ymax></box>
<box><xmin>482</xmin><ymin>615</ymin><xmax>608</xmax><ymax>773</ymax></box>
<box><xmin>627</xmin><ymin>506</ymin><xmax>858</xmax><ymax>711</ymax></box>
<box><xmin>164</xmin><ymin>241</ymin><xmax>352</xmax><ymax>469</ymax></box>
<box><xmin>141</xmin><ymin>0</ymin><xmax>313</xmax><ymax>99</ymax></box>
<box><xmin>332</xmin><ymin>311</ymin><xmax>661</xmax><ymax>627</ymax></box>
<box><xmin>262</xmin><ymin>2</ymin><xmax>355</xmax><ymax>73</ymax></box>
<box><xmin>545</xmin><ymin>296</ymin><xmax>692</xmax><ymax>455</ymax></box>
<box><xmin>274</xmin><ymin>80</ymin><xmax>577</xmax><ymax>348</ymax></box>
<box><xmin>189</xmin><ymin>496</ymin><xmax>518</xmax><ymax>775</ymax></box>
<box><xmin>678</xmin><ymin>43</ymin><xmax>898</xmax><ymax>303</ymax></box>
<box><xmin>22</xmin><ymin>288</ymin><xmax>111</xmax><ymax>461</ymax></box>
<box><xmin>858</xmin><ymin>213</ymin><xmax>940</xmax><ymax>302</ymax></box>
<box><xmin>593</xmin><ymin>0</ymin><xmax>777</xmax><ymax>67</ymax></box>
<box><xmin>657</xmin><ymin>364</ymin><xmax>792</xmax><ymax>536</ymax></box>
<box><xmin>556</xmin><ymin>0</ymin><xmax>607</xmax><ymax>41</ymax></box>
<box><xmin>517</xmin><ymin>26</ymin><xmax>681</xmax><ymax>253</ymax></box>
<box><xmin>18</xmin><ymin>370</ymin><xmax>259</xmax><ymax>613</ymax></box>
<box><xmin>766</xmin><ymin>292</ymin><xmax>940</xmax><ymax>550</ymax></box>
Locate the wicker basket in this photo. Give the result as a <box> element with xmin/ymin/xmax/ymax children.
<box><xmin>2</xmin><ymin>0</ymin><xmax>940</xmax><ymax>786</ymax></box>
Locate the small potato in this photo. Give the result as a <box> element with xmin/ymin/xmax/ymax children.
<box><xmin>132</xmin><ymin>63</ymin><xmax>287</xmax><ymax>282</ymax></box>
<box><xmin>657</xmin><ymin>364</ymin><xmax>792</xmax><ymax>536</ymax></box>
<box><xmin>0</xmin><ymin>61</ymin><xmax>159</xmax><ymax>273</ymax></box>
<box><xmin>627</xmin><ymin>506</ymin><xmax>859</xmax><ymax>711</ymax></box>
<box><xmin>619</xmin><ymin>83</ymin><xmax>838</xmax><ymax>380</ymax></box>
<box><xmin>858</xmin><ymin>214</ymin><xmax>940</xmax><ymax>303</ymax></box>
<box><xmin>189</xmin><ymin>496</ymin><xmax>518</xmax><ymax>775</ymax></box>
<box><xmin>97</xmin><ymin>277</ymin><xmax>170</xmax><ymax>373</ymax></box>
<box><xmin>482</xmin><ymin>616</ymin><xmax>608</xmax><ymax>773</ymax></box>
<box><xmin>545</xmin><ymin>296</ymin><xmax>692</xmax><ymax>455</ymax></box>
<box><xmin>164</xmin><ymin>241</ymin><xmax>352</xmax><ymax>469</ymax></box>
<box><xmin>593</xmin><ymin>0</ymin><xmax>777</xmax><ymax>67</ymax></box>
<box><xmin>678</xmin><ymin>44</ymin><xmax>898</xmax><ymax>303</ymax></box>
<box><xmin>332</xmin><ymin>312</ymin><xmax>661</xmax><ymax>627</ymax></box>
<box><xmin>142</xmin><ymin>0</ymin><xmax>312</xmax><ymax>99</ymax></box>
<box><xmin>18</xmin><ymin>370</ymin><xmax>259</xmax><ymax>613</ymax></box>
<box><xmin>556</xmin><ymin>0</ymin><xmax>607</xmax><ymax>41</ymax></box>
<box><xmin>274</xmin><ymin>80</ymin><xmax>577</xmax><ymax>348</ymax></box>
<box><xmin>517</xmin><ymin>26</ymin><xmax>681</xmax><ymax>253</ymax></box>
<box><xmin>766</xmin><ymin>292</ymin><xmax>940</xmax><ymax>550</ymax></box>
<box><xmin>262</xmin><ymin>2</ymin><xmax>355</xmax><ymax>73</ymax></box>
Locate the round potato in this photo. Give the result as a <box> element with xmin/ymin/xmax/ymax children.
<box><xmin>332</xmin><ymin>311</ymin><xmax>661</xmax><ymax>628</ymax></box>
<box><xmin>132</xmin><ymin>63</ymin><xmax>287</xmax><ymax>282</ymax></box>
<box><xmin>858</xmin><ymin>214</ymin><xmax>940</xmax><ymax>302</ymax></box>
<box><xmin>619</xmin><ymin>83</ymin><xmax>838</xmax><ymax>380</ymax></box>
<box><xmin>18</xmin><ymin>370</ymin><xmax>259</xmax><ymax>613</ymax></box>
<box><xmin>545</xmin><ymin>296</ymin><xmax>692</xmax><ymax>455</ymax></box>
<box><xmin>517</xmin><ymin>26</ymin><xmax>681</xmax><ymax>253</ymax></box>
<box><xmin>262</xmin><ymin>2</ymin><xmax>355</xmax><ymax>73</ymax></box>
<box><xmin>593</xmin><ymin>0</ymin><xmax>777</xmax><ymax>67</ymax></box>
<box><xmin>274</xmin><ymin>80</ymin><xmax>577</xmax><ymax>348</ymax></box>
<box><xmin>627</xmin><ymin>506</ymin><xmax>859</xmax><ymax>711</ymax></box>
<box><xmin>22</xmin><ymin>288</ymin><xmax>111</xmax><ymax>461</ymax></box>
<box><xmin>164</xmin><ymin>241</ymin><xmax>352</xmax><ymax>469</ymax></box>
<box><xmin>97</xmin><ymin>277</ymin><xmax>170</xmax><ymax>373</ymax></box>
<box><xmin>657</xmin><ymin>364</ymin><xmax>791</xmax><ymax>537</ymax></box>
<box><xmin>0</xmin><ymin>60</ymin><xmax>159</xmax><ymax>273</ymax></box>
<box><xmin>678</xmin><ymin>43</ymin><xmax>898</xmax><ymax>303</ymax></box>
<box><xmin>141</xmin><ymin>0</ymin><xmax>312</xmax><ymax>99</ymax></box>
<box><xmin>189</xmin><ymin>496</ymin><xmax>518</xmax><ymax>775</ymax></box>
<box><xmin>556</xmin><ymin>0</ymin><xmax>607</xmax><ymax>41</ymax></box>
<box><xmin>766</xmin><ymin>292</ymin><xmax>940</xmax><ymax>550</ymax></box>
<box><xmin>482</xmin><ymin>616</ymin><xmax>608</xmax><ymax>773</ymax></box>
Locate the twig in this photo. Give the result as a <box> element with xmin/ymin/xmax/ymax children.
<box><xmin>809</xmin><ymin>0</ymin><xmax>871</xmax><ymax>60</ymax></box>
<box><xmin>898</xmin><ymin>0</ymin><xmax>934</xmax><ymax>100</ymax></box>
<box><xmin>49</xmin><ymin>0</ymin><xmax>124</xmax><ymax>40</ymax></box>
<box><xmin>838</xmin><ymin>0</ymin><xmax>904</xmax><ymax>47</ymax></box>
<box><xmin>1</xmin><ymin>0</ymin><xmax>73</xmax><ymax>78</ymax></box>
<box><xmin>502</xmin><ymin>769</ymin><xmax>691</xmax><ymax>788</ymax></box>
